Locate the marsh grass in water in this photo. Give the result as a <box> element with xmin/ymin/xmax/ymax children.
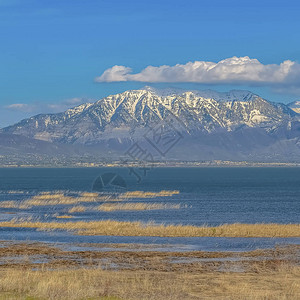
<box><xmin>0</xmin><ymin>190</ymin><xmax>180</xmax><ymax>210</ymax></box>
<box><xmin>67</xmin><ymin>202</ymin><xmax>182</xmax><ymax>213</ymax></box>
<box><xmin>0</xmin><ymin>201</ymin><xmax>17</xmax><ymax>208</ymax></box>
<box><xmin>97</xmin><ymin>202</ymin><xmax>182</xmax><ymax>211</ymax></box>
<box><xmin>24</xmin><ymin>195</ymin><xmax>98</xmax><ymax>206</ymax></box>
<box><xmin>68</xmin><ymin>206</ymin><xmax>87</xmax><ymax>213</ymax></box>
<box><xmin>120</xmin><ymin>190</ymin><xmax>180</xmax><ymax>199</ymax></box>
<box><xmin>0</xmin><ymin>220</ymin><xmax>299</xmax><ymax>237</ymax></box>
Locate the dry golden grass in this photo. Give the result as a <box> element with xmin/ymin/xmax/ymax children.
<box><xmin>0</xmin><ymin>265</ymin><xmax>299</xmax><ymax>300</ymax></box>
<box><xmin>0</xmin><ymin>201</ymin><xmax>17</xmax><ymax>208</ymax></box>
<box><xmin>24</xmin><ymin>194</ymin><xmax>98</xmax><ymax>206</ymax></box>
<box><xmin>0</xmin><ymin>190</ymin><xmax>180</xmax><ymax>210</ymax></box>
<box><xmin>80</xmin><ymin>192</ymin><xmax>99</xmax><ymax>197</ymax></box>
<box><xmin>97</xmin><ymin>202</ymin><xmax>181</xmax><ymax>211</ymax></box>
<box><xmin>119</xmin><ymin>190</ymin><xmax>180</xmax><ymax>199</ymax></box>
<box><xmin>56</xmin><ymin>215</ymin><xmax>73</xmax><ymax>219</ymax></box>
<box><xmin>0</xmin><ymin>220</ymin><xmax>299</xmax><ymax>237</ymax></box>
<box><xmin>0</xmin><ymin>192</ymin><xmax>98</xmax><ymax>209</ymax></box>
<box><xmin>6</xmin><ymin>190</ymin><xmax>26</xmax><ymax>194</ymax></box>
<box><xmin>0</xmin><ymin>242</ymin><xmax>299</xmax><ymax>299</ymax></box>
<box><xmin>68</xmin><ymin>205</ymin><xmax>87</xmax><ymax>213</ymax></box>
<box><xmin>22</xmin><ymin>192</ymin><xmax>117</xmax><ymax>206</ymax></box>
<box><xmin>33</xmin><ymin>193</ymin><xmax>65</xmax><ymax>200</ymax></box>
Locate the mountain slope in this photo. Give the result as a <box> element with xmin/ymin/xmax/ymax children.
<box><xmin>1</xmin><ymin>88</ymin><xmax>300</xmax><ymax>162</ymax></box>
<box><xmin>2</xmin><ymin>88</ymin><xmax>297</xmax><ymax>142</ymax></box>
<box><xmin>289</xmin><ymin>101</ymin><xmax>300</xmax><ymax>114</ymax></box>
<box><xmin>0</xmin><ymin>133</ymin><xmax>91</xmax><ymax>156</ymax></box>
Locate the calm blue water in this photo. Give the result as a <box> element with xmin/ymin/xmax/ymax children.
<box><xmin>0</xmin><ymin>167</ymin><xmax>299</xmax><ymax>225</ymax></box>
<box><xmin>0</xmin><ymin>167</ymin><xmax>299</xmax><ymax>251</ymax></box>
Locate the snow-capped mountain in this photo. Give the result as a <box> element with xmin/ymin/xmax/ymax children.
<box><xmin>2</xmin><ymin>88</ymin><xmax>297</xmax><ymax>143</ymax></box>
<box><xmin>1</xmin><ymin>88</ymin><xmax>300</xmax><ymax>161</ymax></box>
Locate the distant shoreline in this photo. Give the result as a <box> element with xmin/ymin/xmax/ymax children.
<box><xmin>1</xmin><ymin>161</ymin><xmax>300</xmax><ymax>168</ymax></box>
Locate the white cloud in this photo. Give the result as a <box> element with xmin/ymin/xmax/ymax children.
<box><xmin>46</xmin><ymin>97</ymin><xmax>92</xmax><ymax>112</ymax></box>
<box><xmin>98</xmin><ymin>65</ymin><xmax>133</xmax><ymax>82</ymax></box>
<box><xmin>4</xmin><ymin>97</ymin><xmax>92</xmax><ymax>114</ymax></box>
<box><xmin>95</xmin><ymin>56</ymin><xmax>300</xmax><ymax>87</ymax></box>
<box><xmin>64</xmin><ymin>97</ymin><xmax>84</xmax><ymax>105</ymax></box>
<box><xmin>5</xmin><ymin>103</ymin><xmax>36</xmax><ymax>112</ymax></box>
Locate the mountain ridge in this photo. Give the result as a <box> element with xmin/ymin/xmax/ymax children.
<box><xmin>1</xmin><ymin>88</ymin><xmax>300</xmax><ymax>162</ymax></box>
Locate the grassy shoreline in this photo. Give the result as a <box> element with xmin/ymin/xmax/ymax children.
<box><xmin>1</xmin><ymin>267</ymin><xmax>299</xmax><ymax>300</ymax></box>
<box><xmin>0</xmin><ymin>242</ymin><xmax>299</xmax><ymax>300</ymax></box>
<box><xmin>0</xmin><ymin>220</ymin><xmax>299</xmax><ymax>237</ymax></box>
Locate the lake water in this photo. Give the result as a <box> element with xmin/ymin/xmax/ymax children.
<box><xmin>0</xmin><ymin>167</ymin><xmax>299</xmax><ymax>251</ymax></box>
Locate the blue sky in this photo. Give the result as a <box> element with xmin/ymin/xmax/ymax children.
<box><xmin>1</xmin><ymin>0</ymin><xmax>300</xmax><ymax>127</ymax></box>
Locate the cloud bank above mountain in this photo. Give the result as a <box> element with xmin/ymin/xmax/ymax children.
<box><xmin>4</xmin><ymin>97</ymin><xmax>90</xmax><ymax>113</ymax></box>
<box><xmin>95</xmin><ymin>56</ymin><xmax>300</xmax><ymax>87</ymax></box>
